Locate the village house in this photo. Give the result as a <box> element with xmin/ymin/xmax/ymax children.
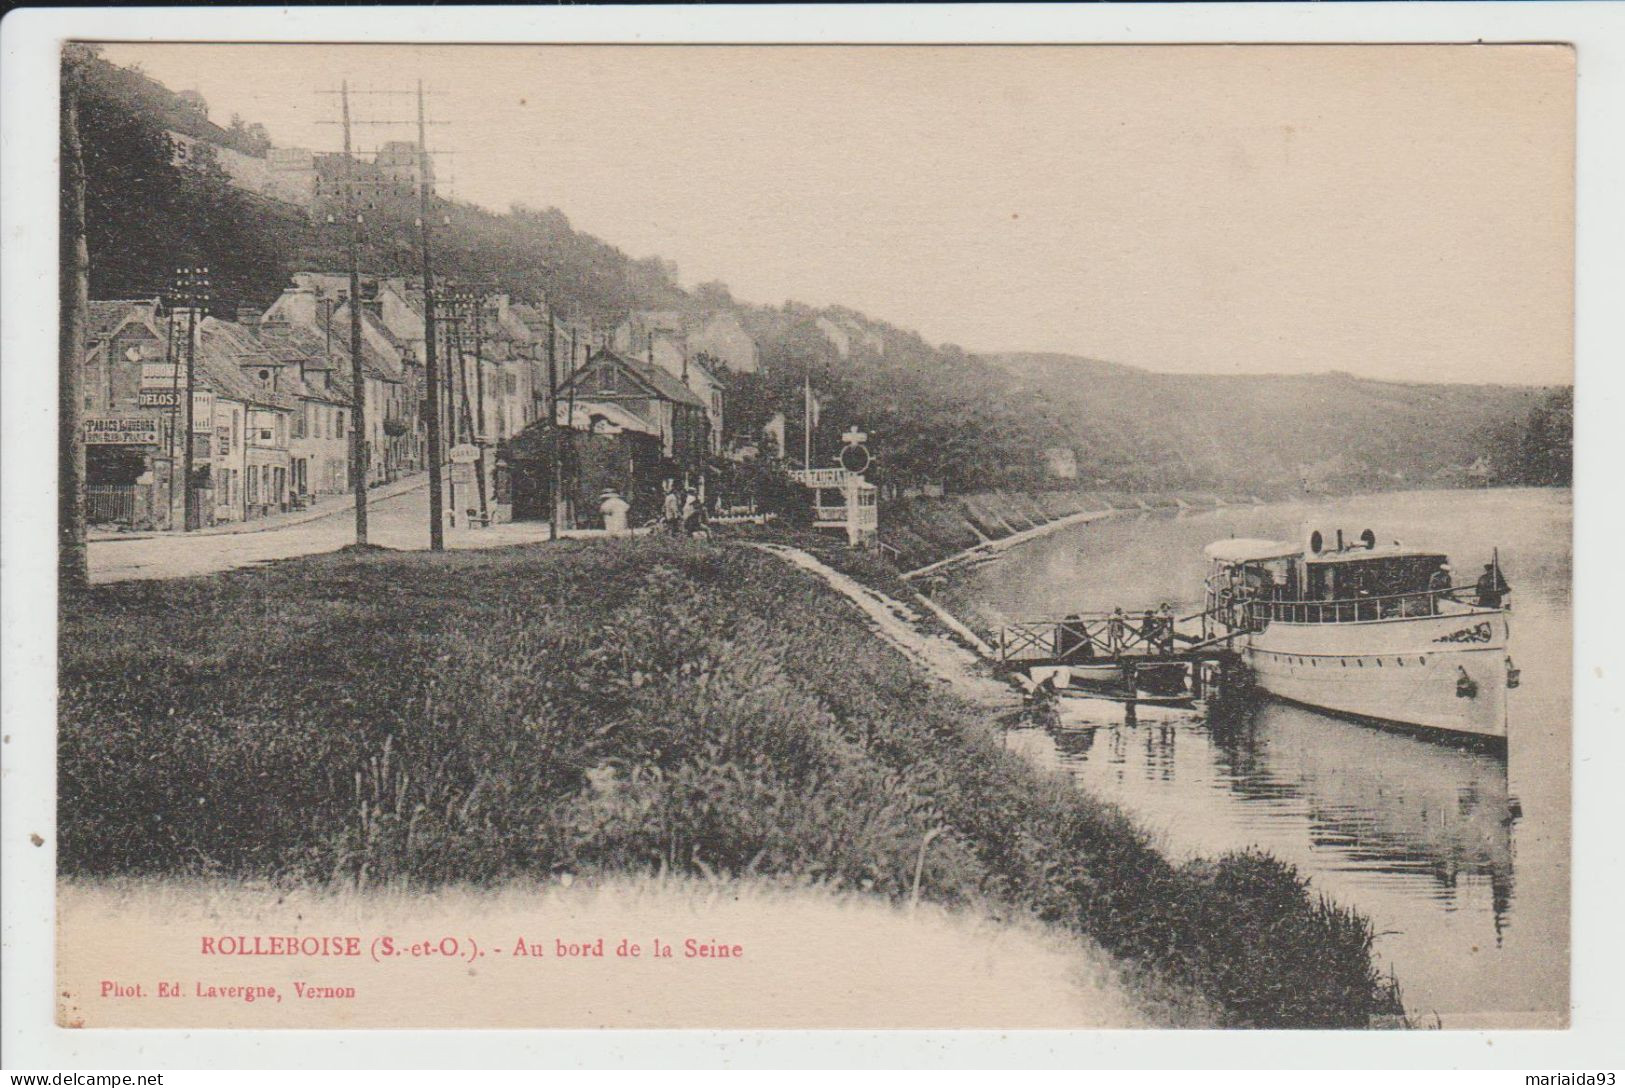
<box><xmin>81</xmin><ymin>300</ymin><xmax>183</xmax><ymax>529</ymax></box>
<box><xmin>261</xmin><ymin>277</ymin><xmax>411</xmax><ymax>486</ymax></box>
<box><xmin>1044</xmin><ymin>447</ymin><xmax>1079</xmax><ymax>481</ymax></box>
<box><xmin>614</xmin><ymin>324</ymin><xmax>727</xmax><ymax>456</ymax></box>
<box><xmin>194</xmin><ymin>318</ymin><xmax>301</xmax><ymax>521</ymax></box>
<box><xmin>505</xmin><ymin>394</ymin><xmax>667</xmax><ymax>528</ymax></box>
<box><xmin>471</xmin><ymin>293</ymin><xmax>540</xmax><ymax>445</ymax></box>
<box><xmin>559</xmin><ymin>347</ymin><xmax>711</xmax><ymax>475</ymax></box>
<box><xmin>686</xmin><ymin>311</ymin><xmax>761</xmax><ymax>374</ymax></box>
<box><xmin>614</xmin><ymin>309</ymin><xmax>760</xmax><ymax>376</ymax></box>
<box><xmin>244</xmin><ymin>320</ymin><xmax>354</xmax><ymax>501</ymax></box>
<box><xmin>79</xmin><ymin>300</ymin><xmax>307</xmax><ymax>530</ymax></box>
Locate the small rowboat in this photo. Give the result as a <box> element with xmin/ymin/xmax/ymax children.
<box><xmin>1129</xmin><ymin>661</ymin><xmax>1190</xmax><ymax>697</ymax></box>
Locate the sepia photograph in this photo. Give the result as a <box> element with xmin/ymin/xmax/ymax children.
<box><xmin>6</xmin><ymin>5</ymin><xmax>1616</xmax><ymax>1069</ymax></box>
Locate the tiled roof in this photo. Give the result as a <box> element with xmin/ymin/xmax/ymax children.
<box><xmin>249</xmin><ymin>325</ymin><xmax>352</xmax><ymax>405</ymax></box>
<box><xmin>569</xmin><ymin>348</ymin><xmax>707</xmax><ymax>410</ymax></box>
<box><xmin>253</xmin><ymin>323</ymin><xmax>336</xmax><ymax>369</ymax></box>
<box><xmin>196</xmin><ymin>319</ymin><xmax>299</xmax><ymax>411</ymax></box>
<box><xmin>509</xmin><ymin>303</ymin><xmax>547</xmax><ymax>328</ymax></box>
<box><xmin>323</xmin><ymin>307</ymin><xmax>405</xmax><ymax>383</ymax></box>
<box><xmin>87</xmin><ymin>299</ymin><xmax>164</xmax><ymax>341</ymax></box>
<box><xmin>686</xmin><ymin>355</ymin><xmax>727</xmax><ymax>389</ymax></box>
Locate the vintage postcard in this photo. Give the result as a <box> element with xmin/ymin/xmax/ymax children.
<box><xmin>14</xmin><ymin>25</ymin><xmax>1591</xmax><ymax>1048</ymax></box>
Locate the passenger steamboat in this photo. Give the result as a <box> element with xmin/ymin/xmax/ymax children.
<box><xmin>1203</xmin><ymin>529</ymin><xmax>1516</xmax><ymax>741</ymax></box>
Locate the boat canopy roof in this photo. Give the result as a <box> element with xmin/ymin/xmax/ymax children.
<box><xmin>1304</xmin><ymin>544</ymin><xmax>1447</xmax><ymax>565</ymax></box>
<box><xmin>1203</xmin><ymin>538</ymin><xmax>1303</xmax><ymax>564</ymax></box>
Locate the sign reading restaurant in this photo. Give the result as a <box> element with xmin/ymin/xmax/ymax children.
<box><xmin>83</xmin><ymin>417</ymin><xmax>160</xmax><ymax>446</ymax></box>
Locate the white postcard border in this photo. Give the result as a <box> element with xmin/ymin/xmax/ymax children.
<box><xmin>3</xmin><ymin>2</ymin><xmax>1622</xmax><ymax>1070</ymax></box>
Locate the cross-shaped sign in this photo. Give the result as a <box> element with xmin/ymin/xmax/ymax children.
<box><xmin>841</xmin><ymin>428</ymin><xmax>867</xmax><ymax>446</ymax></box>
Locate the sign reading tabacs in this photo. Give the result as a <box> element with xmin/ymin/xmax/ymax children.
<box><xmin>83</xmin><ymin>417</ymin><xmax>160</xmax><ymax>446</ymax></box>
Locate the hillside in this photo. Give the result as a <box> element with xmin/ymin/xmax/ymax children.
<box><xmin>68</xmin><ymin>47</ymin><xmax>1567</xmax><ymax>496</ymax></box>
<box><xmin>983</xmin><ymin>352</ymin><xmax>1565</xmax><ymax>492</ymax></box>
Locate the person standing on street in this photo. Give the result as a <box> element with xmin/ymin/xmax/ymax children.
<box><xmin>599</xmin><ymin>488</ymin><xmax>630</xmax><ymax>535</ymax></box>
<box><xmin>681</xmin><ymin>488</ymin><xmax>709</xmax><ymax>537</ymax></box>
<box><xmin>661</xmin><ymin>482</ymin><xmax>682</xmax><ymax>536</ymax></box>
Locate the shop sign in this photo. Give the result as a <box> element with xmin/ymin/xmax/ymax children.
<box><xmin>84</xmin><ymin>417</ymin><xmax>159</xmax><ymax>446</ymax></box>
<box><xmin>140</xmin><ymin>363</ymin><xmax>181</xmax><ymax>390</ymax></box>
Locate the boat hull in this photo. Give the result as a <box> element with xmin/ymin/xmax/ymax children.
<box><xmin>1068</xmin><ymin>662</ymin><xmax>1127</xmax><ymax>688</ymax></box>
<box><xmin>1029</xmin><ymin>663</ymin><xmax>1126</xmax><ymax>690</ymax></box>
<box><xmin>1242</xmin><ymin>606</ymin><xmax>1509</xmax><ymax>740</ymax></box>
<box><xmin>1130</xmin><ymin>661</ymin><xmax>1189</xmax><ymax>697</ymax></box>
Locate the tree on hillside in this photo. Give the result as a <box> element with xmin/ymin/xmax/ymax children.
<box><xmin>1520</xmin><ymin>388</ymin><xmax>1573</xmax><ymax>485</ymax></box>
<box><xmin>227</xmin><ymin>113</ymin><xmax>272</xmax><ymax>157</ymax></box>
<box><xmin>77</xmin><ymin>54</ymin><xmax>290</xmax><ymax>306</ymax></box>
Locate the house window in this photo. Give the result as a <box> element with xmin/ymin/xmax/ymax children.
<box><xmin>336</xmin><ymin>410</ymin><xmax>346</xmax><ymax>438</ymax></box>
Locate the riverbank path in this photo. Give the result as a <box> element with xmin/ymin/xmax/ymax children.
<box><xmin>749</xmin><ymin>543</ymin><xmax>1020</xmax><ymax>710</ymax></box>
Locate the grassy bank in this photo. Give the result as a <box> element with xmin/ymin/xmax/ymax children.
<box><xmin>60</xmin><ymin>539</ymin><xmax>1400</xmax><ymax>1027</ymax></box>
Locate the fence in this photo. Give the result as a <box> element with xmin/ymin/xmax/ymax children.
<box><xmin>86</xmin><ymin>484</ymin><xmax>138</xmax><ymax>524</ymax></box>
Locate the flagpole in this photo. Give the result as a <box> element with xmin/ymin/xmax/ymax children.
<box><xmin>803</xmin><ymin>369</ymin><xmax>812</xmax><ymax>470</ymax></box>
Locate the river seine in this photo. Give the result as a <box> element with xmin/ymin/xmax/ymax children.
<box><xmin>944</xmin><ymin>488</ymin><xmax>1570</xmax><ymax>1027</ymax></box>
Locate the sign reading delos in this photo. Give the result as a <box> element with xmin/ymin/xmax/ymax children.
<box><xmin>449</xmin><ymin>444</ymin><xmax>481</xmax><ymax>464</ymax></box>
<box><xmin>83</xmin><ymin>417</ymin><xmax>160</xmax><ymax>446</ymax></box>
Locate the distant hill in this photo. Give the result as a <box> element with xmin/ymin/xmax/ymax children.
<box><xmin>981</xmin><ymin>352</ymin><xmax>1563</xmax><ymax>492</ymax></box>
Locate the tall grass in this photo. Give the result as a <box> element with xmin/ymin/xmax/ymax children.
<box><xmin>59</xmin><ymin>539</ymin><xmax>1400</xmax><ymax>1026</ymax></box>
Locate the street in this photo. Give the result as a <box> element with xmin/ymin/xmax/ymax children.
<box><xmin>89</xmin><ymin>479</ymin><xmax>572</xmax><ymax>584</ymax></box>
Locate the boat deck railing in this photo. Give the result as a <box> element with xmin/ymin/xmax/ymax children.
<box><xmin>1212</xmin><ymin>585</ymin><xmax>1499</xmax><ymax>627</ymax></box>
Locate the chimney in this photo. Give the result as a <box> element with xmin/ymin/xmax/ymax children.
<box><xmin>237</xmin><ymin>306</ymin><xmax>262</xmax><ymax>328</ymax></box>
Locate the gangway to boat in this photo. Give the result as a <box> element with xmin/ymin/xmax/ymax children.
<box><xmin>993</xmin><ymin>606</ymin><xmax>1244</xmax><ymax>668</ymax></box>
<box><xmin>993</xmin><ymin>607</ymin><xmax>1249</xmax><ymax>702</ymax></box>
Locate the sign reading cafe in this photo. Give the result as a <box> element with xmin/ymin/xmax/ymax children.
<box><xmin>83</xmin><ymin>417</ymin><xmax>160</xmax><ymax>446</ymax></box>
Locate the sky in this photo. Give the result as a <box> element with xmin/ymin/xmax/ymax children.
<box><xmin>97</xmin><ymin>43</ymin><xmax>1574</xmax><ymax>385</ymax></box>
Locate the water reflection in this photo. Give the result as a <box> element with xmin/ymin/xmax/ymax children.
<box><xmin>1214</xmin><ymin>703</ymin><xmax>1515</xmax><ymax>940</ymax></box>
<box><xmin>1032</xmin><ymin>692</ymin><xmax>1516</xmax><ymax>929</ymax></box>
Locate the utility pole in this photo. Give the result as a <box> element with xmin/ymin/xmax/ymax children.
<box><xmin>803</xmin><ymin>368</ymin><xmax>814</xmax><ymax>471</ymax></box>
<box><xmin>176</xmin><ymin>267</ymin><xmax>209</xmax><ymax>532</ymax></box>
<box><xmin>563</xmin><ymin>326</ymin><xmax>579</xmax><ymax>530</ymax></box>
<box><xmin>416</xmin><ymin>80</ymin><xmax>445</xmax><ymax>550</ymax></box>
<box><xmin>59</xmin><ymin>52</ymin><xmax>90</xmax><ymax>589</ymax></box>
<box><xmin>547</xmin><ymin>310</ymin><xmax>561</xmax><ymax>540</ymax></box>
<box><xmin>165</xmin><ymin>303</ymin><xmax>181</xmax><ymax>527</ymax></box>
<box><xmin>472</xmin><ymin>292</ymin><xmax>489</xmax><ymax>523</ymax></box>
<box><xmin>341</xmin><ymin>80</ymin><xmax>368</xmax><ymax>546</ymax></box>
